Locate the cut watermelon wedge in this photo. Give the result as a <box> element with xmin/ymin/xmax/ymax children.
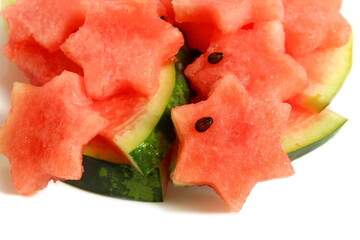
<box><xmin>282</xmin><ymin>107</ymin><xmax>347</xmax><ymax>160</ymax></box>
<box><xmin>110</xmin><ymin>60</ymin><xmax>190</xmax><ymax>176</ymax></box>
<box><xmin>288</xmin><ymin>36</ymin><xmax>353</xmax><ymax>112</ymax></box>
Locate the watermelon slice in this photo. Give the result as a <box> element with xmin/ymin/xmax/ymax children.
<box><xmin>106</xmin><ymin>61</ymin><xmax>189</xmax><ymax>175</ymax></box>
<box><xmin>288</xmin><ymin>36</ymin><xmax>353</xmax><ymax>112</ymax></box>
<box><xmin>0</xmin><ymin>71</ymin><xmax>108</xmax><ymax>195</ymax></box>
<box><xmin>171</xmin><ymin>74</ymin><xmax>294</xmax><ymax>211</ymax></box>
<box><xmin>282</xmin><ymin>107</ymin><xmax>347</xmax><ymax>160</ymax></box>
<box><xmin>282</xmin><ymin>0</ymin><xmax>351</xmax><ymax>57</ymax></box>
<box><xmin>185</xmin><ymin>21</ymin><xmax>308</xmax><ymax>101</ymax></box>
<box><xmin>3</xmin><ymin>41</ymin><xmax>83</xmax><ymax>86</ymax></box>
<box><xmin>1</xmin><ymin>0</ymin><xmax>87</xmax><ymax>51</ymax></box>
<box><xmin>61</xmin><ymin>0</ymin><xmax>183</xmax><ymax>100</ymax></box>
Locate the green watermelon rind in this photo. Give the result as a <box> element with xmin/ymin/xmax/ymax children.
<box><xmin>281</xmin><ymin>109</ymin><xmax>347</xmax><ymax>161</ymax></box>
<box><xmin>0</xmin><ymin>0</ymin><xmax>16</xmax><ymax>10</ymax></box>
<box><xmin>128</xmin><ymin>59</ymin><xmax>191</xmax><ymax>175</ymax></box>
<box><xmin>65</xmin><ymin>155</ymin><xmax>166</xmax><ymax>202</ymax></box>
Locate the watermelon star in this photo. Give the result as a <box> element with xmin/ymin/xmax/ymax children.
<box><xmin>0</xmin><ymin>71</ymin><xmax>109</xmax><ymax>195</ymax></box>
<box><xmin>61</xmin><ymin>0</ymin><xmax>183</xmax><ymax>100</ymax></box>
<box><xmin>171</xmin><ymin>74</ymin><xmax>295</xmax><ymax>211</ymax></box>
<box><xmin>2</xmin><ymin>0</ymin><xmax>87</xmax><ymax>51</ymax></box>
<box><xmin>172</xmin><ymin>0</ymin><xmax>284</xmax><ymax>34</ymax></box>
<box><xmin>283</xmin><ymin>0</ymin><xmax>352</xmax><ymax>57</ymax></box>
<box><xmin>185</xmin><ymin>21</ymin><xmax>308</xmax><ymax>102</ymax></box>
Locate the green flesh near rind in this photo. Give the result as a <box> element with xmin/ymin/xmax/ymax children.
<box><xmin>292</xmin><ymin>37</ymin><xmax>353</xmax><ymax>112</ymax></box>
<box><xmin>1</xmin><ymin>0</ymin><xmax>16</xmax><ymax>10</ymax></box>
<box><xmin>118</xmin><ymin>50</ymin><xmax>190</xmax><ymax>176</ymax></box>
<box><xmin>128</xmin><ymin>67</ymin><xmax>190</xmax><ymax>175</ymax></box>
<box><xmin>281</xmin><ymin>109</ymin><xmax>347</xmax><ymax>160</ymax></box>
<box><xmin>65</xmin><ymin>156</ymin><xmax>166</xmax><ymax>202</ymax></box>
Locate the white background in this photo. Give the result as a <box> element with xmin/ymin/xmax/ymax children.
<box><xmin>0</xmin><ymin>1</ymin><xmax>359</xmax><ymax>240</ymax></box>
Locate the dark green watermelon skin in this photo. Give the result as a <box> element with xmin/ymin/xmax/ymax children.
<box><xmin>65</xmin><ymin>156</ymin><xmax>165</xmax><ymax>202</ymax></box>
<box><xmin>128</xmin><ymin>48</ymin><xmax>191</xmax><ymax>175</ymax></box>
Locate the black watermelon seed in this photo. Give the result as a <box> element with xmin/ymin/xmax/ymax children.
<box><xmin>195</xmin><ymin>117</ymin><xmax>213</xmax><ymax>132</ymax></box>
<box><xmin>207</xmin><ymin>52</ymin><xmax>224</xmax><ymax>64</ymax></box>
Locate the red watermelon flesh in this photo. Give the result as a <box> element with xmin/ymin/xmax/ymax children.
<box><xmin>178</xmin><ymin>22</ymin><xmax>217</xmax><ymax>52</ymax></box>
<box><xmin>3</xmin><ymin>41</ymin><xmax>83</xmax><ymax>86</ymax></box>
<box><xmin>61</xmin><ymin>0</ymin><xmax>183</xmax><ymax>100</ymax></box>
<box><xmin>0</xmin><ymin>71</ymin><xmax>108</xmax><ymax>195</ymax></box>
<box><xmin>158</xmin><ymin>0</ymin><xmax>175</xmax><ymax>24</ymax></box>
<box><xmin>171</xmin><ymin>74</ymin><xmax>294</xmax><ymax>211</ymax></box>
<box><xmin>1</xmin><ymin>0</ymin><xmax>87</xmax><ymax>52</ymax></box>
<box><xmin>283</xmin><ymin>0</ymin><xmax>351</xmax><ymax>57</ymax></box>
<box><xmin>185</xmin><ymin>21</ymin><xmax>308</xmax><ymax>101</ymax></box>
<box><xmin>172</xmin><ymin>0</ymin><xmax>284</xmax><ymax>34</ymax></box>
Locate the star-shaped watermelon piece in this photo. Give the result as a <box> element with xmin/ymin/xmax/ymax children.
<box><xmin>283</xmin><ymin>0</ymin><xmax>352</xmax><ymax>57</ymax></box>
<box><xmin>171</xmin><ymin>74</ymin><xmax>294</xmax><ymax>211</ymax></box>
<box><xmin>0</xmin><ymin>71</ymin><xmax>109</xmax><ymax>195</ymax></box>
<box><xmin>172</xmin><ymin>0</ymin><xmax>284</xmax><ymax>34</ymax></box>
<box><xmin>2</xmin><ymin>0</ymin><xmax>87</xmax><ymax>51</ymax></box>
<box><xmin>61</xmin><ymin>0</ymin><xmax>183</xmax><ymax>100</ymax></box>
<box><xmin>185</xmin><ymin>21</ymin><xmax>308</xmax><ymax>102</ymax></box>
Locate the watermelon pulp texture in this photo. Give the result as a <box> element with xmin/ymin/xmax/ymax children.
<box><xmin>0</xmin><ymin>71</ymin><xmax>108</xmax><ymax>195</ymax></box>
<box><xmin>172</xmin><ymin>75</ymin><xmax>294</xmax><ymax>211</ymax></box>
<box><xmin>61</xmin><ymin>0</ymin><xmax>183</xmax><ymax>100</ymax></box>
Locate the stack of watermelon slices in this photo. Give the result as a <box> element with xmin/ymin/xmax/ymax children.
<box><xmin>0</xmin><ymin>0</ymin><xmax>352</xmax><ymax>211</ymax></box>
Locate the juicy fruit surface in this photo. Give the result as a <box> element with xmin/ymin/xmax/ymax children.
<box><xmin>0</xmin><ymin>71</ymin><xmax>108</xmax><ymax>195</ymax></box>
<box><xmin>172</xmin><ymin>75</ymin><xmax>294</xmax><ymax>211</ymax></box>
<box><xmin>283</xmin><ymin>0</ymin><xmax>351</xmax><ymax>57</ymax></box>
<box><xmin>185</xmin><ymin>21</ymin><xmax>308</xmax><ymax>101</ymax></box>
<box><xmin>61</xmin><ymin>0</ymin><xmax>183</xmax><ymax>100</ymax></box>
<box><xmin>2</xmin><ymin>0</ymin><xmax>86</xmax><ymax>51</ymax></box>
